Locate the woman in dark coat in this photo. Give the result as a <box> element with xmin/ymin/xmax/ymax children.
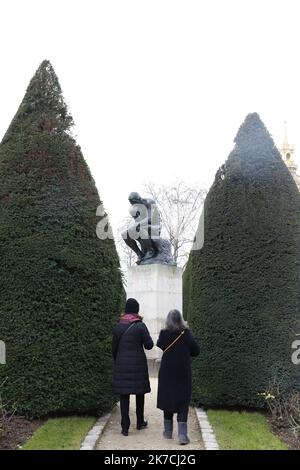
<box><xmin>112</xmin><ymin>298</ymin><xmax>154</xmax><ymax>436</ymax></box>
<box><xmin>157</xmin><ymin>309</ymin><xmax>200</xmax><ymax>445</ymax></box>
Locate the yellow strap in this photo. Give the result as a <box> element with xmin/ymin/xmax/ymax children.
<box><xmin>163</xmin><ymin>330</ymin><xmax>185</xmax><ymax>354</ymax></box>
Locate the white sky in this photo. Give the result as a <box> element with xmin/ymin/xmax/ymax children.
<box><xmin>1</xmin><ymin>0</ymin><xmax>300</xmax><ymax>237</ymax></box>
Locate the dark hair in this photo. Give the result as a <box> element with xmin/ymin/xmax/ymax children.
<box><xmin>165</xmin><ymin>309</ymin><xmax>187</xmax><ymax>332</ymax></box>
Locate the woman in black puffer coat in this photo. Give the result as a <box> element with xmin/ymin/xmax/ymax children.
<box><xmin>112</xmin><ymin>298</ymin><xmax>153</xmax><ymax>436</ymax></box>
<box><xmin>157</xmin><ymin>309</ymin><xmax>200</xmax><ymax>445</ymax></box>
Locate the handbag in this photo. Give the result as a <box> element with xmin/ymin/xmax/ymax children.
<box><xmin>163</xmin><ymin>330</ymin><xmax>185</xmax><ymax>354</ymax></box>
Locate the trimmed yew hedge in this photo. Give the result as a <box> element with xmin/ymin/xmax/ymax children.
<box><xmin>186</xmin><ymin>113</ymin><xmax>300</xmax><ymax>408</ymax></box>
<box><xmin>0</xmin><ymin>61</ymin><xmax>123</xmax><ymax>417</ymax></box>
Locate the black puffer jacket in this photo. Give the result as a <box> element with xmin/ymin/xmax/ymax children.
<box><xmin>112</xmin><ymin>320</ymin><xmax>154</xmax><ymax>395</ymax></box>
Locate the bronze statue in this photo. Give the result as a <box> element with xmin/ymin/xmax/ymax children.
<box><xmin>122</xmin><ymin>192</ymin><xmax>176</xmax><ymax>266</ymax></box>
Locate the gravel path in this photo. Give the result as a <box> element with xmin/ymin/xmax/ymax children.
<box><xmin>97</xmin><ymin>378</ymin><xmax>204</xmax><ymax>450</ymax></box>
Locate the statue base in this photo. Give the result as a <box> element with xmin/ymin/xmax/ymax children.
<box><xmin>126</xmin><ymin>264</ymin><xmax>183</xmax><ymax>365</ymax></box>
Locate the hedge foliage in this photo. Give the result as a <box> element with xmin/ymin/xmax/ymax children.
<box><xmin>183</xmin><ymin>256</ymin><xmax>192</xmax><ymax>322</ymax></box>
<box><xmin>186</xmin><ymin>113</ymin><xmax>300</xmax><ymax>408</ymax></box>
<box><xmin>0</xmin><ymin>60</ymin><xmax>123</xmax><ymax>418</ymax></box>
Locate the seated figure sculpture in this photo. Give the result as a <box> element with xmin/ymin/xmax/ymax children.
<box><xmin>122</xmin><ymin>192</ymin><xmax>176</xmax><ymax>266</ymax></box>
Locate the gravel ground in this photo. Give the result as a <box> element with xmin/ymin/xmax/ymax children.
<box><xmin>97</xmin><ymin>378</ymin><xmax>204</xmax><ymax>450</ymax></box>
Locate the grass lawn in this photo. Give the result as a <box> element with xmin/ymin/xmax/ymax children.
<box><xmin>207</xmin><ymin>410</ymin><xmax>288</xmax><ymax>450</ymax></box>
<box><xmin>22</xmin><ymin>416</ymin><xmax>96</xmax><ymax>450</ymax></box>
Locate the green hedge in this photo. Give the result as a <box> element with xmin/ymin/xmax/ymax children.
<box><xmin>0</xmin><ymin>61</ymin><xmax>123</xmax><ymax>418</ymax></box>
<box><xmin>186</xmin><ymin>113</ymin><xmax>300</xmax><ymax>408</ymax></box>
<box><xmin>183</xmin><ymin>256</ymin><xmax>192</xmax><ymax>322</ymax></box>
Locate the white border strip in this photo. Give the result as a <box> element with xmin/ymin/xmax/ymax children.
<box><xmin>195</xmin><ymin>408</ymin><xmax>219</xmax><ymax>450</ymax></box>
<box><xmin>80</xmin><ymin>411</ymin><xmax>112</xmax><ymax>450</ymax></box>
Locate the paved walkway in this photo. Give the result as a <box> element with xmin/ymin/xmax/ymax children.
<box><xmin>96</xmin><ymin>378</ymin><xmax>204</xmax><ymax>450</ymax></box>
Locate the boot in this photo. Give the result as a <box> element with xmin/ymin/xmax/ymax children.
<box><xmin>163</xmin><ymin>419</ymin><xmax>173</xmax><ymax>439</ymax></box>
<box><xmin>178</xmin><ymin>422</ymin><xmax>190</xmax><ymax>445</ymax></box>
<box><xmin>137</xmin><ymin>420</ymin><xmax>148</xmax><ymax>430</ymax></box>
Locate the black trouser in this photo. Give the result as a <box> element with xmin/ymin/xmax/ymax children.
<box><xmin>120</xmin><ymin>394</ymin><xmax>145</xmax><ymax>431</ymax></box>
<box><xmin>164</xmin><ymin>406</ymin><xmax>189</xmax><ymax>423</ymax></box>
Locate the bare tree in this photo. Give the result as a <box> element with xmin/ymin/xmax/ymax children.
<box><xmin>144</xmin><ymin>181</ymin><xmax>207</xmax><ymax>268</ymax></box>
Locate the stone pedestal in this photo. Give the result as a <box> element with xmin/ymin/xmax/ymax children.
<box><xmin>126</xmin><ymin>264</ymin><xmax>182</xmax><ymax>363</ymax></box>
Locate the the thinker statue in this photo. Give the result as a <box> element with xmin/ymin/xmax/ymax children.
<box><xmin>122</xmin><ymin>192</ymin><xmax>176</xmax><ymax>266</ymax></box>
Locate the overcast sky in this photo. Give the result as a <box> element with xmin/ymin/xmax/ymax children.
<box><xmin>1</xmin><ymin>0</ymin><xmax>300</xmax><ymax>237</ymax></box>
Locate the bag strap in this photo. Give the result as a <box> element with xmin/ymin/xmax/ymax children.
<box><xmin>116</xmin><ymin>322</ymin><xmax>137</xmax><ymax>354</ymax></box>
<box><xmin>163</xmin><ymin>330</ymin><xmax>185</xmax><ymax>354</ymax></box>
<box><xmin>122</xmin><ymin>322</ymin><xmax>136</xmax><ymax>338</ymax></box>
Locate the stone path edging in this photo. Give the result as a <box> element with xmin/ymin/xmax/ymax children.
<box><xmin>195</xmin><ymin>408</ymin><xmax>219</xmax><ymax>450</ymax></box>
<box><xmin>80</xmin><ymin>410</ymin><xmax>113</xmax><ymax>450</ymax></box>
<box><xmin>81</xmin><ymin>403</ymin><xmax>213</xmax><ymax>450</ymax></box>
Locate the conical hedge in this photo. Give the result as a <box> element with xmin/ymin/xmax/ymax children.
<box><xmin>0</xmin><ymin>61</ymin><xmax>123</xmax><ymax>417</ymax></box>
<box><xmin>186</xmin><ymin>113</ymin><xmax>300</xmax><ymax>408</ymax></box>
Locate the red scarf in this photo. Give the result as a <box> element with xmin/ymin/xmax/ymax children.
<box><xmin>119</xmin><ymin>313</ymin><xmax>143</xmax><ymax>324</ymax></box>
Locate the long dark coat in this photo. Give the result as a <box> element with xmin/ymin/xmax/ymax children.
<box><xmin>157</xmin><ymin>328</ymin><xmax>200</xmax><ymax>412</ymax></box>
<box><xmin>112</xmin><ymin>320</ymin><xmax>154</xmax><ymax>395</ymax></box>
